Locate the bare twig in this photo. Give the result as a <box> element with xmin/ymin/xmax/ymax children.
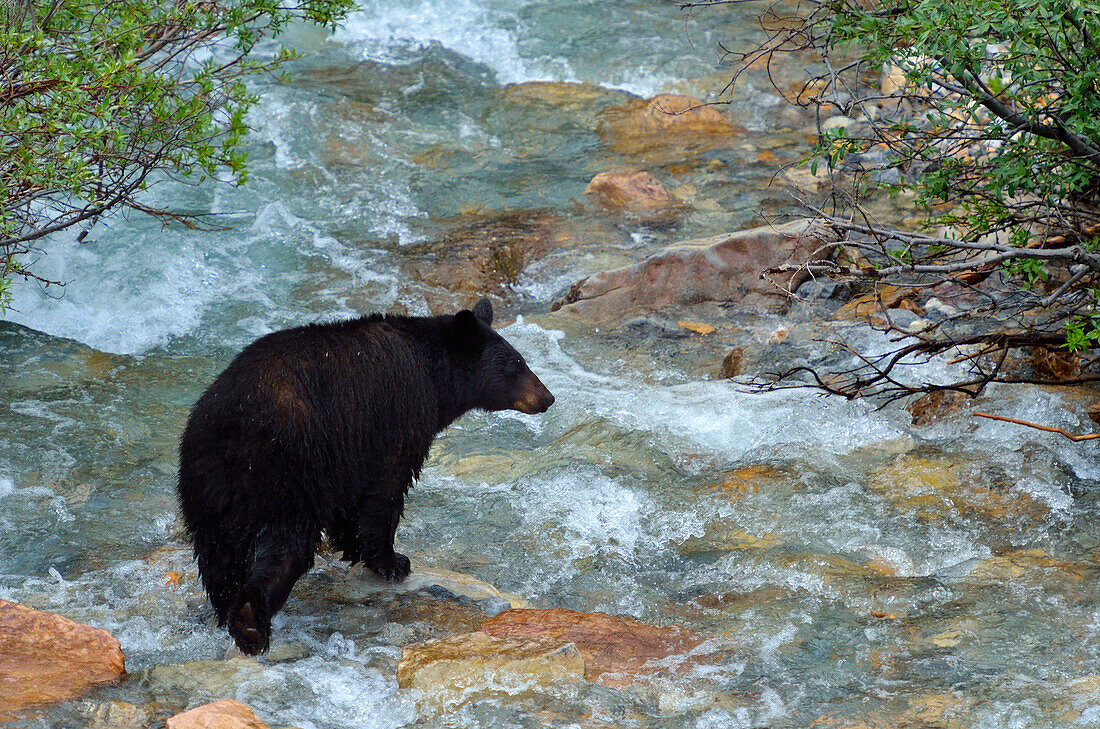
<box><xmin>972</xmin><ymin>411</ymin><xmax>1100</xmax><ymax>441</ymax></box>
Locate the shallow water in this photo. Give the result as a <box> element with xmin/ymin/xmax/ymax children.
<box><xmin>4</xmin><ymin>1</ymin><xmax>1100</xmax><ymax>727</ymax></box>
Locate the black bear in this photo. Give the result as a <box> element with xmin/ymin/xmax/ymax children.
<box><xmin>177</xmin><ymin>298</ymin><xmax>554</xmax><ymax>654</ymax></box>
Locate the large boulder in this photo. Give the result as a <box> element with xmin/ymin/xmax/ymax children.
<box><xmin>480</xmin><ymin>608</ymin><xmax>703</xmax><ymax>687</ymax></box>
<box><xmin>0</xmin><ymin>600</ymin><xmax>125</xmax><ymax>719</ymax></box>
<box><xmin>552</xmin><ymin>219</ymin><xmax>838</xmax><ymax>324</ymax></box>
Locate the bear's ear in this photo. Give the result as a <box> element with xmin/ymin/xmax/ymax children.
<box><xmin>472</xmin><ymin>298</ymin><xmax>493</xmax><ymax>326</ymax></box>
<box><xmin>453</xmin><ymin>309</ymin><xmax>483</xmax><ymax>341</ymax></box>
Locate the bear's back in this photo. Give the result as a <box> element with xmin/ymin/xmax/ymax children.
<box><xmin>180</xmin><ymin>315</ymin><xmax>442</xmax><ymax>502</ymax></box>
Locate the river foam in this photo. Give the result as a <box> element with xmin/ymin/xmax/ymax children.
<box><xmin>331</xmin><ymin>0</ymin><xmax>697</xmax><ymax>96</ymax></box>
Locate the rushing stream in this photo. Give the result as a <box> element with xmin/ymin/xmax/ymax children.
<box><xmin>4</xmin><ymin>1</ymin><xmax>1100</xmax><ymax>727</ymax></box>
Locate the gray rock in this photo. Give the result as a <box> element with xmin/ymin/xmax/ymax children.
<box><xmin>478</xmin><ymin>597</ymin><xmax>513</xmax><ymax>617</ymax></box>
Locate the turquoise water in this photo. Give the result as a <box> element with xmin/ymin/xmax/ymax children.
<box><xmin>4</xmin><ymin>1</ymin><xmax>1100</xmax><ymax>727</ymax></box>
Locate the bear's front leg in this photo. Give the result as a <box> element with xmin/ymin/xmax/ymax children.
<box><xmin>358</xmin><ymin>493</ymin><xmax>410</xmax><ymax>582</ymax></box>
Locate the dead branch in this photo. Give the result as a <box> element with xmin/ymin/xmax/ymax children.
<box><xmin>972</xmin><ymin>411</ymin><xmax>1100</xmax><ymax>441</ymax></box>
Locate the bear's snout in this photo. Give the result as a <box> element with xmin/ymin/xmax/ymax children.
<box><xmin>514</xmin><ymin>374</ymin><xmax>555</xmax><ymax>414</ymax></box>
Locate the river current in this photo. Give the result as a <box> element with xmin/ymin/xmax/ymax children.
<box><xmin>4</xmin><ymin>1</ymin><xmax>1100</xmax><ymax>727</ymax></box>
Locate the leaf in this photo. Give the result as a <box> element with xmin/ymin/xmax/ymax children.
<box><xmin>678</xmin><ymin>321</ymin><xmax>717</xmax><ymax>335</ymax></box>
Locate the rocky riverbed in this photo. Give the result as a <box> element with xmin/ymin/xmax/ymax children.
<box><xmin>4</xmin><ymin>0</ymin><xmax>1100</xmax><ymax>727</ymax></box>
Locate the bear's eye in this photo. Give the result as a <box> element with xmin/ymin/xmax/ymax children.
<box><xmin>504</xmin><ymin>359</ymin><xmax>521</xmax><ymax>376</ymax></box>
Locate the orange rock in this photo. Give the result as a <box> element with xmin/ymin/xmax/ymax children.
<box><xmin>598</xmin><ymin>93</ymin><xmax>740</xmax><ymax>159</ymax></box>
<box><xmin>676</xmin><ymin>320</ymin><xmax>717</xmax><ymax>335</ymax></box>
<box><xmin>480</xmin><ymin>608</ymin><xmax>702</xmax><ymax>686</ymax></box>
<box><xmin>166</xmin><ymin>700</ymin><xmax>270</xmax><ymax>729</ymax></box>
<box><xmin>585</xmin><ymin>171</ymin><xmax>683</xmax><ymax>222</ymax></box>
<box><xmin>0</xmin><ymin>599</ymin><xmax>125</xmax><ymax>720</ymax></box>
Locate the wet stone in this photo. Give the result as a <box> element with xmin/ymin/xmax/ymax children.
<box><xmin>78</xmin><ymin>700</ymin><xmax>156</xmax><ymax>729</ymax></box>
<box><xmin>1031</xmin><ymin>346</ymin><xmax>1082</xmax><ymax>381</ymax></box>
<box><xmin>401</xmin><ymin>209</ymin><xmax>565</xmax><ymax>293</ymax></box>
<box><xmin>166</xmin><ymin>700</ymin><xmax>271</xmax><ymax>729</ymax></box>
<box><xmin>294</xmin><ymin>559</ymin><xmax>530</xmax><ymax>645</ymax></box>
<box><xmin>480</xmin><ymin>608</ymin><xmax>704</xmax><ymax>687</ymax></box>
<box><xmin>342</xmin><ymin>561</ymin><xmax>530</xmax><ymax>609</ymax></box>
<box><xmin>906</xmin><ymin>390</ymin><xmax>973</xmax><ymax>426</ymax></box>
<box><xmin>598</xmin><ymin>93</ymin><xmax>741</xmax><ymax>163</ymax></box>
<box><xmin>0</xmin><ymin>600</ymin><xmax>125</xmax><ymax>720</ymax></box>
<box><xmin>835</xmin><ymin>285</ymin><xmax>922</xmax><ymax>322</ymax></box>
<box><xmin>138</xmin><ymin>657</ymin><xmax>267</xmax><ymax>700</ymax></box>
<box><xmin>396</xmin><ymin>631</ymin><xmax>585</xmax><ymax>709</ymax></box>
<box><xmin>553</xmin><ymin>219</ymin><xmax>837</xmax><ymax>325</ymax></box>
<box><xmin>585</xmin><ymin>170</ymin><xmax>685</xmax><ymax>224</ymax></box>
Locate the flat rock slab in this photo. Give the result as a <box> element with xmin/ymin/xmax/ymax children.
<box><xmin>553</xmin><ymin>219</ymin><xmax>838</xmax><ymax>325</ymax></box>
<box><xmin>345</xmin><ymin>562</ymin><xmax>529</xmax><ymax>610</ymax></box>
<box><xmin>0</xmin><ymin>599</ymin><xmax>125</xmax><ymax>719</ymax></box>
<box><xmin>397</xmin><ymin>631</ymin><xmax>584</xmax><ymax>709</ymax></box>
<box><xmin>166</xmin><ymin>700</ymin><xmax>270</xmax><ymax>729</ymax></box>
<box><xmin>480</xmin><ymin>607</ymin><xmax>703</xmax><ymax>686</ymax></box>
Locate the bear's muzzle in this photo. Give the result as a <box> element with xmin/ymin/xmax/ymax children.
<box><xmin>514</xmin><ymin>374</ymin><xmax>555</xmax><ymax>414</ymax></box>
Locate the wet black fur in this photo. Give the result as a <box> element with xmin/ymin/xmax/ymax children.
<box><xmin>176</xmin><ymin>299</ymin><xmax>552</xmax><ymax>654</ymax></box>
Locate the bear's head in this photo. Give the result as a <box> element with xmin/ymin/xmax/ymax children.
<box><xmin>452</xmin><ymin>298</ymin><xmax>555</xmax><ymax>415</ymax></box>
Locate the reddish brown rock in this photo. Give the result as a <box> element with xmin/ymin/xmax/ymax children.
<box><xmin>552</xmin><ymin>219</ymin><xmax>839</xmax><ymax>323</ymax></box>
<box><xmin>166</xmin><ymin>700</ymin><xmax>270</xmax><ymax>729</ymax></box>
<box><xmin>906</xmin><ymin>389</ymin><xmax>973</xmax><ymax>426</ymax></box>
<box><xmin>721</xmin><ymin>347</ymin><xmax>746</xmax><ymax>378</ymax></box>
<box><xmin>0</xmin><ymin>600</ymin><xmax>125</xmax><ymax>719</ymax></box>
<box><xmin>585</xmin><ymin>171</ymin><xmax>685</xmax><ymax>223</ymax></box>
<box><xmin>480</xmin><ymin>608</ymin><xmax>703</xmax><ymax>686</ymax></box>
<box><xmin>1031</xmin><ymin>346</ymin><xmax>1081</xmax><ymax>381</ymax></box>
<box><xmin>1088</xmin><ymin>400</ymin><xmax>1100</xmax><ymax>426</ymax></box>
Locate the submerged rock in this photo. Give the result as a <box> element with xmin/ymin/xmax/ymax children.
<box><xmin>598</xmin><ymin>93</ymin><xmax>741</xmax><ymax>162</ymax></box>
<box><xmin>79</xmin><ymin>699</ymin><xmax>156</xmax><ymax>729</ymax></box>
<box><xmin>166</xmin><ymin>700</ymin><xmax>270</xmax><ymax>729</ymax></box>
<box><xmin>344</xmin><ymin>561</ymin><xmax>530</xmax><ymax>610</ymax></box>
<box><xmin>480</xmin><ymin>607</ymin><xmax>703</xmax><ymax>687</ymax></box>
<box><xmin>870</xmin><ymin>454</ymin><xmax>1049</xmax><ymax>526</ymax></box>
<box><xmin>965</xmin><ymin>549</ymin><xmax>1095</xmax><ymax>585</ymax></box>
<box><xmin>585</xmin><ymin>170</ymin><xmax>686</xmax><ymax>224</ymax></box>
<box><xmin>401</xmin><ymin>209</ymin><xmax>564</xmax><ymax>293</ymax></box>
<box><xmin>0</xmin><ymin>600</ymin><xmax>125</xmax><ymax>720</ymax></box>
<box><xmin>396</xmin><ymin>631</ymin><xmax>584</xmax><ymax>708</ymax></box>
<box><xmin>553</xmin><ymin>219</ymin><xmax>838</xmax><ymax>325</ymax></box>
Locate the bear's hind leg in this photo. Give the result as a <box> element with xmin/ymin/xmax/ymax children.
<box><xmin>227</xmin><ymin>533</ymin><xmax>316</xmax><ymax>654</ymax></box>
<box><xmin>326</xmin><ymin>515</ymin><xmax>362</xmax><ymax>564</ymax></box>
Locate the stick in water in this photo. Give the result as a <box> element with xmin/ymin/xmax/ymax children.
<box><xmin>972</xmin><ymin>411</ymin><xmax>1100</xmax><ymax>442</ymax></box>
